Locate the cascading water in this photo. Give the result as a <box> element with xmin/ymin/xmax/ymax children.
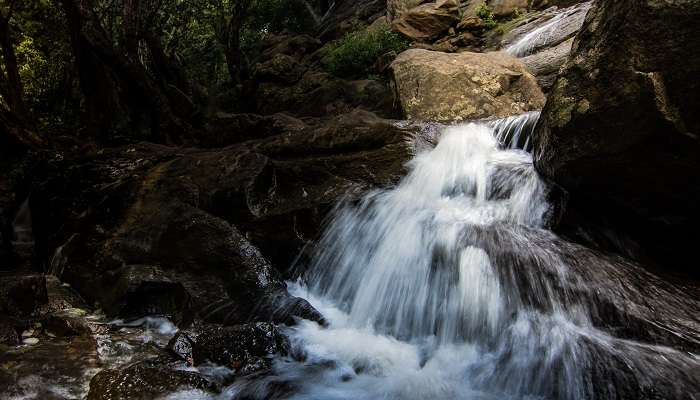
<box><xmin>505</xmin><ymin>3</ymin><xmax>592</xmax><ymax>58</ymax></box>
<box><xmin>225</xmin><ymin>115</ymin><xmax>699</xmax><ymax>400</ymax></box>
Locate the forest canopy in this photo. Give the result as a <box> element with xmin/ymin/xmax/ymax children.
<box><xmin>0</xmin><ymin>0</ymin><xmax>328</xmax><ymax>146</ymax></box>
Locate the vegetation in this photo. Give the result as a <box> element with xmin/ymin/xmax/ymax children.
<box><xmin>0</xmin><ymin>0</ymin><xmax>324</xmax><ymax>146</ymax></box>
<box><xmin>475</xmin><ymin>2</ymin><xmax>497</xmax><ymax>28</ymax></box>
<box><xmin>322</xmin><ymin>25</ymin><xmax>409</xmax><ymax>79</ymax></box>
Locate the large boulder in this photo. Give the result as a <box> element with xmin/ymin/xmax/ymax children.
<box><xmin>39</xmin><ymin>110</ymin><xmax>427</xmax><ymax>324</ymax></box>
<box><xmin>533</xmin><ymin>0</ymin><xmax>700</xmax><ymax>276</ymax></box>
<box><xmin>392</xmin><ymin>0</ymin><xmax>461</xmax><ymax>42</ymax></box>
<box><xmin>390</xmin><ymin>49</ymin><xmax>545</xmax><ymax>122</ymax></box>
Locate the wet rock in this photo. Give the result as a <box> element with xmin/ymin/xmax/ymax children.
<box><xmin>0</xmin><ymin>274</ymin><xmax>47</xmax><ymax>317</ymax></box>
<box><xmin>392</xmin><ymin>0</ymin><xmax>461</xmax><ymax>42</ymax></box>
<box><xmin>41</xmin><ymin>110</ymin><xmax>425</xmax><ymax>325</ymax></box>
<box><xmin>43</xmin><ymin>309</ymin><xmax>92</xmax><ymax>337</ymax></box>
<box><xmin>168</xmin><ymin>322</ymin><xmax>288</xmax><ymax>375</ymax></box>
<box><xmin>100</xmin><ymin>265</ymin><xmax>192</xmax><ymax>323</ymax></box>
<box><xmin>86</xmin><ymin>360</ymin><xmax>217</xmax><ymax>400</ymax></box>
<box><xmin>533</xmin><ymin>0</ymin><xmax>700</xmax><ymax>277</ymax></box>
<box><xmin>390</xmin><ymin>49</ymin><xmax>545</xmax><ymax>122</ymax></box>
<box><xmin>501</xmin><ymin>2</ymin><xmax>591</xmax><ymax>57</ymax></box>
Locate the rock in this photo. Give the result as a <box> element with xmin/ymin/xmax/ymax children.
<box><xmin>168</xmin><ymin>322</ymin><xmax>288</xmax><ymax>375</ymax></box>
<box><xmin>490</xmin><ymin>0</ymin><xmax>529</xmax><ymax>18</ymax></box>
<box><xmin>99</xmin><ymin>264</ymin><xmax>192</xmax><ymax>323</ymax></box>
<box><xmin>0</xmin><ymin>317</ymin><xmax>19</xmax><ymax>345</ymax></box>
<box><xmin>387</xmin><ymin>0</ymin><xmax>426</xmax><ymax>20</ymax></box>
<box><xmin>41</xmin><ymin>110</ymin><xmax>426</xmax><ymax>325</ymax></box>
<box><xmin>533</xmin><ymin>0</ymin><xmax>700</xmax><ymax>277</ymax></box>
<box><xmin>86</xmin><ymin>360</ymin><xmax>217</xmax><ymax>400</ymax></box>
<box><xmin>202</xmin><ymin>112</ymin><xmax>306</xmax><ymax>148</ymax></box>
<box><xmin>254</xmin><ymin>54</ymin><xmax>306</xmax><ymax>85</ymax></box>
<box><xmin>21</xmin><ymin>337</ymin><xmax>39</xmax><ymax>345</ymax></box>
<box><xmin>0</xmin><ymin>274</ymin><xmax>47</xmax><ymax>317</ymax></box>
<box><xmin>43</xmin><ymin>309</ymin><xmax>93</xmax><ymax>337</ymax></box>
<box><xmin>255</xmin><ymin>71</ymin><xmax>395</xmax><ymax>118</ymax></box>
<box><xmin>390</xmin><ymin>49</ymin><xmax>545</xmax><ymax>122</ymax></box>
<box><xmin>519</xmin><ymin>38</ymin><xmax>572</xmax><ymax>90</ymax></box>
<box><xmin>260</xmin><ymin>34</ymin><xmax>322</xmax><ymax>61</ymax></box>
<box><xmin>392</xmin><ymin>0</ymin><xmax>461</xmax><ymax>42</ymax></box>
<box><xmin>502</xmin><ymin>2</ymin><xmax>591</xmax><ymax>57</ymax></box>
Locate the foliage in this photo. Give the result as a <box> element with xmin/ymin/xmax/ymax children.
<box><xmin>322</xmin><ymin>25</ymin><xmax>409</xmax><ymax>79</ymax></box>
<box><xmin>475</xmin><ymin>2</ymin><xmax>497</xmax><ymax>28</ymax></box>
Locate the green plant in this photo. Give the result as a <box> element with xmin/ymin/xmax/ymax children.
<box><xmin>475</xmin><ymin>2</ymin><xmax>497</xmax><ymax>28</ymax></box>
<box><xmin>322</xmin><ymin>25</ymin><xmax>410</xmax><ymax>79</ymax></box>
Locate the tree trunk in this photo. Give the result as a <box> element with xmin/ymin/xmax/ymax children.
<box><xmin>0</xmin><ymin>14</ymin><xmax>28</xmax><ymax>120</ymax></box>
<box><xmin>60</xmin><ymin>0</ymin><xmax>190</xmax><ymax>144</ymax></box>
<box><xmin>61</xmin><ymin>0</ymin><xmax>120</xmax><ymax>140</ymax></box>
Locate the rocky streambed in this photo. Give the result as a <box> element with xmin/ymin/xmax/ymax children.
<box><xmin>1</xmin><ymin>0</ymin><xmax>699</xmax><ymax>399</ymax></box>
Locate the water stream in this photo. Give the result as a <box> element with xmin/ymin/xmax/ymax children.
<box><xmin>231</xmin><ymin>116</ymin><xmax>698</xmax><ymax>400</ymax></box>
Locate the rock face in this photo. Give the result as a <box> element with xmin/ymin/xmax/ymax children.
<box><xmin>387</xmin><ymin>0</ymin><xmax>426</xmax><ymax>21</ymax></box>
<box><xmin>533</xmin><ymin>0</ymin><xmax>700</xmax><ymax>276</ymax></box>
<box><xmin>390</xmin><ymin>49</ymin><xmax>545</xmax><ymax>122</ymax></box>
<box><xmin>392</xmin><ymin>0</ymin><xmax>461</xmax><ymax>42</ymax></box>
<box><xmin>40</xmin><ymin>110</ymin><xmax>426</xmax><ymax>324</ymax></box>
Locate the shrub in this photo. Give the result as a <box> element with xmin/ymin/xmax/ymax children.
<box><xmin>322</xmin><ymin>25</ymin><xmax>410</xmax><ymax>79</ymax></box>
<box><xmin>475</xmin><ymin>2</ymin><xmax>497</xmax><ymax>28</ymax></box>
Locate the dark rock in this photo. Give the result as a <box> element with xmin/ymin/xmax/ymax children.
<box><xmin>533</xmin><ymin>0</ymin><xmax>700</xmax><ymax>277</ymax></box>
<box><xmin>202</xmin><ymin>112</ymin><xmax>306</xmax><ymax>148</ymax></box>
<box><xmin>40</xmin><ymin>110</ymin><xmax>425</xmax><ymax>325</ymax></box>
<box><xmin>260</xmin><ymin>34</ymin><xmax>322</xmax><ymax>62</ymax></box>
<box><xmin>254</xmin><ymin>54</ymin><xmax>307</xmax><ymax>85</ymax></box>
<box><xmin>99</xmin><ymin>265</ymin><xmax>192</xmax><ymax>323</ymax></box>
<box><xmin>86</xmin><ymin>360</ymin><xmax>217</xmax><ymax>400</ymax></box>
<box><xmin>168</xmin><ymin>322</ymin><xmax>288</xmax><ymax>375</ymax></box>
<box><xmin>0</xmin><ymin>316</ymin><xmax>20</xmax><ymax>345</ymax></box>
<box><xmin>255</xmin><ymin>71</ymin><xmax>396</xmax><ymax>118</ymax></box>
<box><xmin>43</xmin><ymin>309</ymin><xmax>92</xmax><ymax>337</ymax></box>
<box><xmin>0</xmin><ymin>274</ymin><xmax>47</xmax><ymax>317</ymax></box>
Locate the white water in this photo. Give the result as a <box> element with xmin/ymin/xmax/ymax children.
<box><xmin>258</xmin><ymin>118</ymin><xmax>597</xmax><ymax>400</ymax></box>
<box><xmin>506</xmin><ymin>3</ymin><xmax>592</xmax><ymax>58</ymax></box>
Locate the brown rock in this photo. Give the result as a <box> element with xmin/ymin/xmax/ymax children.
<box><xmin>390</xmin><ymin>49</ymin><xmax>545</xmax><ymax>122</ymax></box>
<box><xmin>392</xmin><ymin>0</ymin><xmax>461</xmax><ymax>42</ymax></box>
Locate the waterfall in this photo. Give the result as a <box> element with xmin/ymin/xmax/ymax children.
<box><xmin>253</xmin><ymin>116</ymin><xmax>583</xmax><ymax>399</ymax></box>
<box><xmin>224</xmin><ymin>115</ymin><xmax>699</xmax><ymax>400</ymax></box>
<box><xmin>505</xmin><ymin>3</ymin><xmax>592</xmax><ymax>58</ymax></box>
